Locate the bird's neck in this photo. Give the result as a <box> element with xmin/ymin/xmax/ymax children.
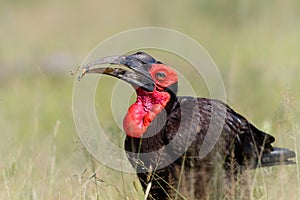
<box><xmin>123</xmin><ymin>88</ymin><xmax>171</xmax><ymax>138</ymax></box>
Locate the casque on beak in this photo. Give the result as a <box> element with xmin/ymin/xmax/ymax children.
<box><xmin>77</xmin><ymin>53</ymin><xmax>156</xmax><ymax>92</ymax></box>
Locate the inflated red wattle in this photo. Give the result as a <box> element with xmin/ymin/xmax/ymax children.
<box><xmin>123</xmin><ymin>103</ymin><xmax>146</xmax><ymax>138</ymax></box>
<box><xmin>123</xmin><ymin>88</ymin><xmax>170</xmax><ymax>138</ymax></box>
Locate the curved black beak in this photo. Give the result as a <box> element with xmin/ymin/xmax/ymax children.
<box><xmin>78</xmin><ymin>52</ymin><xmax>157</xmax><ymax>92</ymax></box>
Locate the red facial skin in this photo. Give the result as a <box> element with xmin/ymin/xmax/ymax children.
<box><xmin>123</xmin><ymin>64</ymin><xmax>178</xmax><ymax>138</ymax></box>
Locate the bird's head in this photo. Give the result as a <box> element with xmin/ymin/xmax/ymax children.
<box><xmin>79</xmin><ymin>52</ymin><xmax>178</xmax><ymax>138</ymax></box>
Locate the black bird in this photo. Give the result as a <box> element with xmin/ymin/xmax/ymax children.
<box><xmin>79</xmin><ymin>52</ymin><xmax>295</xmax><ymax>200</ymax></box>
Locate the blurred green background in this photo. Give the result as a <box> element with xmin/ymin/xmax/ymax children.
<box><xmin>1</xmin><ymin>0</ymin><xmax>300</xmax><ymax>199</ymax></box>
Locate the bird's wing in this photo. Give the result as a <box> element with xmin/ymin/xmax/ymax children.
<box><xmin>164</xmin><ymin>97</ymin><xmax>275</xmax><ymax>168</ymax></box>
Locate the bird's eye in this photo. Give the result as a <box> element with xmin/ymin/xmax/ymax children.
<box><xmin>155</xmin><ymin>72</ymin><xmax>166</xmax><ymax>81</ymax></box>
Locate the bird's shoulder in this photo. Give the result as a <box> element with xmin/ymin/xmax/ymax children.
<box><xmin>167</xmin><ymin>96</ymin><xmax>249</xmax><ymax>132</ymax></box>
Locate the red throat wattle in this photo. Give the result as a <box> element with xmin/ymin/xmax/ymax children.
<box><xmin>123</xmin><ymin>88</ymin><xmax>170</xmax><ymax>138</ymax></box>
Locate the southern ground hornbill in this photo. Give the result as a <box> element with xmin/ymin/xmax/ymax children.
<box><xmin>78</xmin><ymin>52</ymin><xmax>295</xmax><ymax>200</ymax></box>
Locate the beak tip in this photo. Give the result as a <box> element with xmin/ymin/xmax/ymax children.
<box><xmin>75</xmin><ymin>66</ymin><xmax>89</xmax><ymax>81</ymax></box>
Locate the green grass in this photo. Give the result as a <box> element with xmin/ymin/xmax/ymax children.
<box><xmin>0</xmin><ymin>76</ymin><xmax>144</xmax><ymax>199</ymax></box>
<box><xmin>1</xmin><ymin>0</ymin><xmax>300</xmax><ymax>199</ymax></box>
<box><xmin>0</xmin><ymin>61</ymin><xmax>299</xmax><ymax>200</ymax></box>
